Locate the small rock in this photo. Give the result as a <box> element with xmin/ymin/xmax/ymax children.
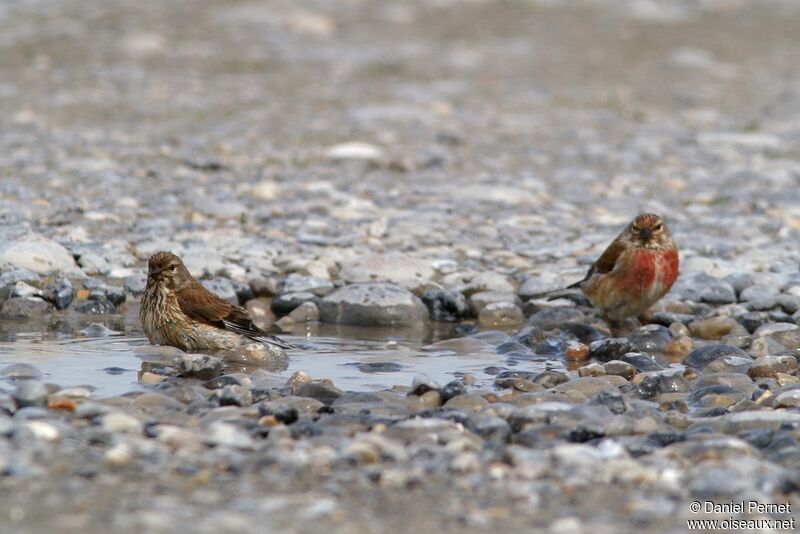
<box><xmin>603</xmin><ymin>360</ymin><xmax>636</xmax><ymax>379</ymax></box>
<box><xmin>1</xmin><ymin>297</ymin><xmax>53</xmax><ymax>319</ymax></box>
<box><xmin>271</xmin><ymin>292</ymin><xmax>319</xmax><ymax>316</ymax></box>
<box><xmin>421</xmin><ymin>290</ymin><xmax>470</xmax><ymax>322</ymax></box>
<box><xmin>589</xmin><ymin>338</ymin><xmax>636</xmax><ymax>362</ymax></box>
<box><xmin>319</xmin><ymin>283</ymin><xmax>428</xmax><ymax>327</ymax></box>
<box><xmin>13</xmin><ymin>381</ymin><xmax>49</xmax><ymax>409</ymax></box>
<box><xmin>410</xmin><ymin>373</ymin><xmax>441</xmax><ymax>396</ymax></box>
<box><xmin>1</xmin><ymin>233</ymin><xmax>82</xmax><ymax>275</ymax></box>
<box><xmin>174</xmin><ymin>354</ymin><xmax>224</xmax><ymax>379</ymax></box>
<box><xmin>748</xmin><ymin>355</ymin><xmax>798</xmax><ymax>379</ymax></box>
<box><xmin>478</xmin><ymin>301</ymin><xmax>524</xmax><ymax>328</ymax></box>
<box><xmin>296</xmin><ymin>381</ymin><xmax>343</xmax><ymax>405</ymax></box>
<box><xmin>684</xmin><ymin>344</ymin><xmax>751</xmax><ymax>370</ymax></box>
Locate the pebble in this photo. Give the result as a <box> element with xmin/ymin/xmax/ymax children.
<box><xmin>174</xmin><ymin>354</ymin><xmax>224</xmax><ymax>379</ymax></box>
<box><xmin>421</xmin><ymin>290</ymin><xmax>470</xmax><ymax>322</ymax></box>
<box><xmin>0</xmin><ymin>233</ymin><xmax>82</xmax><ymax>275</ymax></box>
<box><xmin>319</xmin><ymin>283</ymin><xmax>429</xmax><ymax>327</ymax></box>
<box><xmin>748</xmin><ymin>355</ymin><xmax>798</xmax><ymax>379</ymax></box>
<box><xmin>12</xmin><ymin>381</ymin><xmax>49</xmax><ymax>409</ymax></box>
<box><xmin>684</xmin><ymin>344</ymin><xmax>751</xmax><ymax>370</ymax></box>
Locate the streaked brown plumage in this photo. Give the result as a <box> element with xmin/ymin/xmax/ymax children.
<box><xmin>140</xmin><ymin>251</ymin><xmax>293</xmax><ymax>352</ymax></box>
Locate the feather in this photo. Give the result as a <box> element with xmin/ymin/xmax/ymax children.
<box><xmin>176</xmin><ymin>282</ymin><xmax>295</xmax><ymax>350</ymax></box>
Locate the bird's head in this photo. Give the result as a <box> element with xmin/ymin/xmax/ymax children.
<box><xmin>627</xmin><ymin>213</ymin><xmax>673</xmax><ymax>249</ymax></box>
<box><xmin>147</xmin><ymin>251</ymin><xmax>192</xmax><ymax>290</ymax></box>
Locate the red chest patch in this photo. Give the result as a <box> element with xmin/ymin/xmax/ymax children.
<box><xmin>658</xmin><ymin>248</ymin><xmax>680</xmax><ymax>290</ymax></box>
<box><xmin>623</xmin><ymin>248</ymin><xmax>679</xmax><ymax>292</ymax></box>
<box><xmin>625</xmin><ymin>249</ymin><xmax>658</xmax><ymax>291</ymax></box>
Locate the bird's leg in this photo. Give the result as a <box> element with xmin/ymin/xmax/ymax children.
<box><xmin>603</xmin><ymin>312</ymin><xmax>622</xmax><ymax>337</ymax></box>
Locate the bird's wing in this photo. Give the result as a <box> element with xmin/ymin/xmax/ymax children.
<box><xmin>592</xmin><ymin>239</ymin><xmax>626</xmax><ymax>274</ymax></box>
<box><xmin>566</xmin><ymin>239</ymin><xmax>626</xmax><ymax>289</ymax></box>
<box><xmin>176</xmin><ymin>282</ymin><xmax>295</xmax><ymax>350</ymax></box>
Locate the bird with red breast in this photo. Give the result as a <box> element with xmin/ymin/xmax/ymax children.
<box><xmin>541</xmin><ymin>213</ymin><xmax>679</xmax><ymax>327</ymax></box>
<box><xmin>140</xmin><ymin>251</ymin><xmax>294</xmax><ymax>353</ymax></box>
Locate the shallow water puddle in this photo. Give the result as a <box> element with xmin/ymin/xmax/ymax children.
<box><xmin>0</xmin><ymin>328</ymin><xmax>521</xmax><ymax>398</ymax></box>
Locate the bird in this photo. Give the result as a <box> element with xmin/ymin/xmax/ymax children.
<box><xmin>139</xmin><ymin>251</ymin><xmax>294</xmax><ymax>353</ymax></box>
<box><xmin>537</xmin><ymin>213</ymin><xmax>679</xmax><ymax>326</ymax></box>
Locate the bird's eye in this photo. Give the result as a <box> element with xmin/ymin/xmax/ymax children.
<box><xmin>169</xmin><ymin>265</ymin><xmax>177</xmax><ymax>271</ymax></box>
<box><xmin>654</xmin><ymin>224</ymin><xmax>662</xmax><ymax>231</ymax></box>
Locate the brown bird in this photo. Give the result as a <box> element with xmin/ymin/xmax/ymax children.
<box><xmin>571</xmin><ymin>213</ymin><xmax>679</xmax><ymax>324</ymax></box>
<box><xmin>537</xmin><ymin>214</ymin><xmax>679</xmax><ymax>325</ymax></box>
<box><xmin>140</xmin><ymin>251</ymin><xmax>293</xmax><ymax>352</ymax></box>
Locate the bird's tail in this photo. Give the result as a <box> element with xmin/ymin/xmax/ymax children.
<box><xmin>526</xmin><ymin>277</ymin><xmax>587</xmax><ymax>301</ymax></box>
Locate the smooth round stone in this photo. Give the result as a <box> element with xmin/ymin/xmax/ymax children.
<box><xmin>1</xmin><ymin>297</ymin><xmax>53</xmax><ymax>319</ymax></box>
<box><xmin>421</xmin><ymin>289</ymin><xmax>469</xmax><ymax>322</ymax></box>
<box><xmin>528</xmin><ymin>307</ymin><xmax>585</xmax><ymax>330</ymax></box>
<box><xmin>295</xmin><ymin>381</ymin><xmax>343</xmax><ymax>405</ymax></box>
<box><xmin>578</xmin><ymin>363</ymin><xmax>606</xmax><ymax>377</ymax></box>
<box><xmin>553</xmin><ymin>376</ymin><xmax>627</xmax><ymax>397</ymax></box>
<box><xmin>0</xmin><ymin>233</ymin><xmax>82</xmax><ymax>275</ymax></box>
<box><xmin>776</xmin><ymin>293</ymin><xmax>800</xmax><ymax>314</ymax></box>
<box><xmin>603</xmin><ymin>360</ymin><xmax>636</xmax><ymax>379</ymax></box>
<box><xmin>468</xmin><ymin>291</ymin><xmax>520</xmax><ymax>315</ymax></box>
<box><xmin>101</xmin><ymin>412</ymin><xmax>143</xmax><ymax>433</ymax></box>
<box><xmin>740</xmin><ymin>283</ymin><xmax>780</xmax><ymax>302</ymax></box>
<box><xmin>755</xmin><ymin>323</ymin><xmax>800</xmax><ymax>350</ymax></box>
<box><xmin>704</xmin><ymin>356</ymin><xmax>754</xmax><ymax>374</ymax></box>
<box><xmin>410</xmin><ymin>373</ymin><xmax>441</xmax><ymax>395</ymax></box>
<box><xmin>173</xmin><ymin>354</ymin><xmax>224</xmax><ymax>379</ymax></box>
<box><xmin>589</xmin><ymin>338</ymin><xmax>637</xmax><ymax>362</ymax></box>
<box><xmin>749</xmin><ymin>336</ymin><xmax>791</xmax><ymax>358</ymax></box>
<box><xmin>700</xmin><ymin>281</ymin><xmax>737</xmax><ymax>305</ymax></box>
<box><xmin>665</xmin><ymin>336</ymin><xmax>694</xmax><ymax>359</ymax></box>
<box><xmin>440</xmin><ymin>380</ymin><xmax>467</xmax><ymax>402</ymax></box>
<box><xmin>276</xmin><ymin>273</ymin><xmax>333</xmax><ymax>297</ymax></box>
<box><xmin>747</xmin><ymin>296</ymin><xmax>779</xmax><ymax>311</ymax></box>
<box><xmin>725</xmin><ymin>272</ymin><xmax>754</xmax><ymax>295</ymax></box>
<box><xmin>271</xmin><ymin>292</ymin><xmax>319</xmax><ymax>316</ymax></box>
<box><xmin>12</xmin><ymin>381</ymin><xmax>48</xmax><ymax>409</ymax></box>
<box><xmin>478</xmin><ymin>301</ymin><xmax>524</xmax><ymax>328</ymax></box>
<box><xmin>739</xmin><ymin>312</ymin><xmax>772</xmax><ymax>333</ymax></box>
<box><xmin>565</xmin><ymin>341</ymin><xmax>590</xmax><ymax>362</ymax></box>
<box><xmin>532</xmin><ymin>371</ymin><xmax>569</xmax><ymax>389</ymax></box>
<box><xmin>773</xmin><ymin>390</ymin><xmax>800</xmax><ymax>408</ymax></box>
<box><xmin>629</xmin><ymin>325</ymin><xmax>672</xmax><ymax>353</ymax></box>
<box><xmin>688</xmin><ymin>317</ymin><xmax>745</xmax><ymax>340</ymax></box>
<box><xmin>417</xmin><ymin>390</ymin><xmax>442</xmax><ymax>409</ymax></box>
<box><xmin>338</xmin><ymin>254</ymin><xmax>435</xmax><ymax>293</ymax></box>
<box><xmin>588</xmin><ymin>389</ymin><xmax>628</xmax><ymax>414</ymax></box>
<box><xmin>0</xmin><ymin>363</ymin><xmax>42</xmax><ymax>380</ymax></box>
<box><xmin>319</xmin><ymin>283</ymin><xmax>428</xmax><ymax>327</ymax></box>
<box><xmin>684</xmin><ymin>344</ymin><xmax>751</xmax><ymax>370</ymax></box>
<box><xmin>748</xmin><ymin>355</ymin><xmax>799</xmax><ymax>379</ymax></box>
<box><xmin>620</xmin><ymin>352</ymin><xmax>666</xmax><ymax>372</ymax></box>
<box><xmin>443</xmin><ymin>394</ymin><xmax>489</xmax><ymax>412</ymax></box>
<box><xmin>463</xmin><ymin>271</ymin><xmax>515</xmax><ymax>296</ymax></box>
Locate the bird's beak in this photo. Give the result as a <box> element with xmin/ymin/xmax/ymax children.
<box><xmin>639</xmin><ymin>228</ymin><xmax>652</xmax><ymax>241</ymax></box>
<box><xmin>148</xmin><ymin>267</ymin><xmax>162</xmax><ymax>277</ymax></box>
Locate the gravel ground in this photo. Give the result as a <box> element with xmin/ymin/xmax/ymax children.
<box><xmin>1</xmin><ymin>0</ymin><xmax>800</xmax><ymax>532</ymax></box>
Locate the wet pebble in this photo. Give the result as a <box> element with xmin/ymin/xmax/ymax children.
<box><xmin>420</xmin><ymin>289</ymin><xmax>470</xmax><ymax>322</ymax></box>
<box><xmin>174</xmin><ymin>354</ymin><xmax>224</xmax><ymax>379</ymax></box>
<box><xmin>684</xmin><ymin>344</ymin><xmax>751</xmax><ymax>370</ymax></box>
